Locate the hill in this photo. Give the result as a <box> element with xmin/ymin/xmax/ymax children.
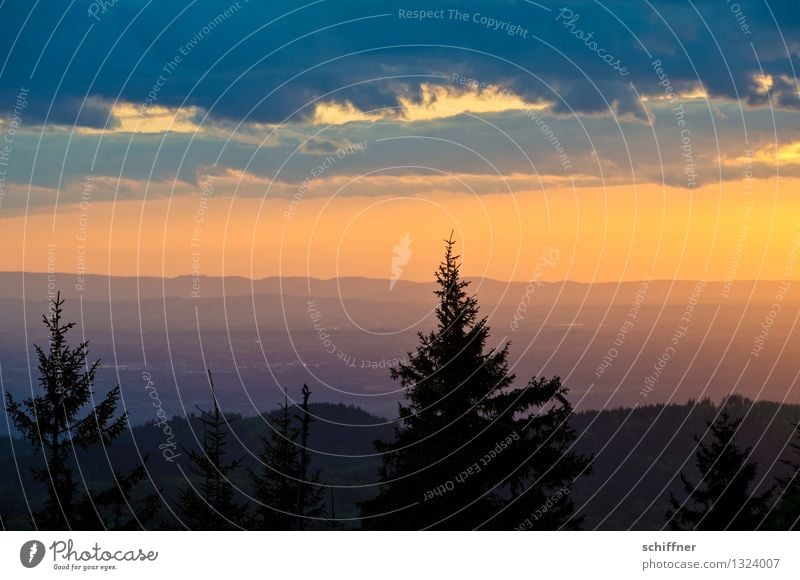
<box><xmin>2</xmin><ymin>396</ymin><xmax>798</xmax><ymax>529</ymax></box>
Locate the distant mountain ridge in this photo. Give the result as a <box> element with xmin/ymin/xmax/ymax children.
<box><xmin>0</xmin><ymin>270</ymin><xmax>793</xmax><ymax>306</ymax></box>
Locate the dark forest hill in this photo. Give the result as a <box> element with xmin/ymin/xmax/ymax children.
<box><xmin>2</xmin><ymin>397</ymin><xmax>798</xmax><ymax>530</ymax></box>
<box><xmin>570</xmin><ymin>395</ymin><xmax>799</xmax><ymax>529</ymax></box>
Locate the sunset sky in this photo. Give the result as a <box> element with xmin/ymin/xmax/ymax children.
<box><xmin>1</xmin><ymin>0</ymin><xmax>799</xmax><ymax>282</ymax></box>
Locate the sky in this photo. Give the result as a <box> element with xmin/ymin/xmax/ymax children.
<box><xmin>0</xmin><ymin>0</ymin><xmax>798</xmax><ymax>282</ymax></box>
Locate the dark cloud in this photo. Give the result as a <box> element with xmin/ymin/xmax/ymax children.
<box><xmin>0</xmin><ymin>0</ymin><xmax>796</xmax><ymax>128</ymax></box>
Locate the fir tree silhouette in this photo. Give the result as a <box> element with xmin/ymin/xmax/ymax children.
<box><xmin>5</xmin><ymin>293</ymin><xmax>156</xmax><ymax>529</ymax></box>
<box><xmin>667</xmin><ymin>406</ymin><xmax>771</xmax><ymax>530</ymax></box>
<box><xmin>295</xmin><ymin>384</ymin><xmax>324</xmax><ymax>521</ymax></box>
<box><xmin>360</xmin><ymin>233</ymin><xmax>590</xmax><ymax>530</ymax></box>
<box><xmin>248</xmin><ymin>388</ymin><xmax>324</xmax><ymax>530</ymax></box>
<box><xmin>766</xmin><ymin>422</ymin><xmax>800</xmax><ymax>529</ymax></box>
<box><xmin>177</xmin><ymin>369</ymin><xmax>245</xmax><ymax>529</ymax></box>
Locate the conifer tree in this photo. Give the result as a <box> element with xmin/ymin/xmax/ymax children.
<box><xmin>75</xmin><ymin>462</ymin><xmax>161</xmax><ymax>530</ymax></box>
<box><xmin>5</xmin><ymin>293</ymin><xmax>156</xmax><ymax>529</ymax></box>
<box><xmin>249</xmin><ymin>389</ymin><xmax>323</xmax><ymax>530</ymax></box>
<box><xmin>766</xmin><ymin>423</ymin><xmax>800</xmax><ymax>529</ymax></box>
<box><xmin>177</xmin><ymin>369</ymin><xmax>245</xmax><ymax>529</ymax></box>
<box><xmin>667</xmin><ymin>407</ymin><xmax>771</xmax><ymax>530</ymax></box>
<box><xmin>360</xmin><ymin>234</ymin><xmax>590</xmax><ymax>530</ymax></box>
<box><xmin>327</xmin><ymin>488</ymin><xmax>344</xmax><ymax>529</ymax></box>
<box><xmin>295</xmin><ymin>384</ymin><xmax>324</xmax><ymax>520</ymax></box>
<box><xmin>249</xmin><ymin>395</ymin><xmax>300</xmax><ymax>529</ymax></box>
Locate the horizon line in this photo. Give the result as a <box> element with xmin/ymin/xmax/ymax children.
<box><xmin>0</xmin><ymin>269</ymin><xmax>789</xmax><ymax>286</ymax></box>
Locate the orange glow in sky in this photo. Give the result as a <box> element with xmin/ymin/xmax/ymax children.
<box><xmin>3</xmin><ymin>176</ymin><xmax>799</xmax><ymax>283</ymax></box>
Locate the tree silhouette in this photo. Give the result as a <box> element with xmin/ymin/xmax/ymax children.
<box><xmin>74</xmin><ymin>462</ymin><xmax>161</xmax><ymax>530</ymax></box>
<box><xmin>667</xmin><ymin>407</ymin><xmax>771</xmax><ymax>530</ymax></box>
<box><xmin>249</xmin><ymin>388</ymin><xmax>324</xmax><ymax>530</ymax></box>
<box><xmin>249</xmin><ymin>395</ymin><xmax>299</xmax><ymax>529</ymax></box>
<box><xmin>766</xmin><ymin>422</ymin><xmax>800</xmax><ymax>529</ymax></box>
<box><xmin>177</xmin><ymin>369</ymin><xmax>245</xmax><ymax>529</ymax></box>
<box><xmin>5</xmin><ymin>293</ymin><xmax>156</xmax><ymax>529</ymax></box>
<box><xmin>295</xmin><ymin>384</ymin><xmax>324</xmax><ymax>521</ymax></box>
<box><xmin>360</xmin><ymin>234</ymin><xmax>590</xmax><ymax>530</ymax></box>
